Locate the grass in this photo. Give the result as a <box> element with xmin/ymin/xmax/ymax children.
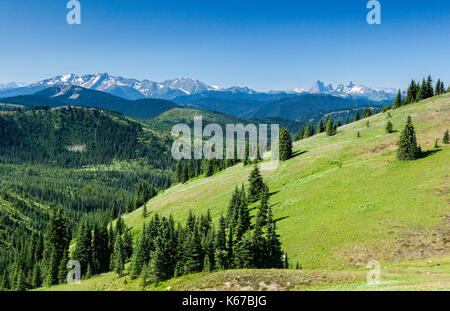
<box><xmin>43</xmin><ymin>94</ymin><xmax>450</xmax><ymax>291</ymax></box>
<box><xmin>41</xmin><ymin>255</ymin><xmax>450</xmax><ymax>291</ymax></box>
<box><xmin>126</xmin><ymin>94</ymin><xmax>450</xmax><ymax>269</ymax></box>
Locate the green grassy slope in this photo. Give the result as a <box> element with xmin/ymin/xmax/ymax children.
<box><xmin>127</xmin><ymin>94</ymin><xmax>449</xmax><ymax>268</ymax></box>
<box><xmin>43</xmin><ymin>94</ymin><xmax>450</xmax><ymax>291</ymax></box>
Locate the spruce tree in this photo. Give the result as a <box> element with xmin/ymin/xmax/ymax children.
<box><xmin>247</xmin><ymin>165</ymin><xmax>264</xmax><ymax>203</ymax></box>
<box><xmin>393</xmin><ymin>89</ymin><xmax>402</xmax><ymax>108</ymax></box>
<box><xmin>91</xmin><ymin>220</ymin><xmax>110</xmax><ymax>274</ymax></box>
<box><xmin>182</xmin><ymin>164</ymin><xmax>189</xmax><ymax>183</ymax></box>
<box><xmin>176</xmin><ymin>161</ymin><xmax>182</xmax><ymax>183</ymax></box>
<box><xmin>426</xmin><ymin>75</ymin><xmax>434</xmax><ymax>98</ymax></box>
<box><xmin>443</xmin><ymin>130</ymin><xmax>449</xmax><ymax>144</ymax></box>
<box><xmin>42</xmin><ymin>208</ymin><xmax>69</xmax><ymax>287</ymax></box>
<box><xmin>142</xmin><ymin>204</ymin><xmax>147</xmax><ymax>219</ymax></box>
<box><xmin>72</xmin><ymin>218</ymin><xmax>92</xmax><ymax>277</ymax></box>
<box><xmin>326</xmin><ymin>117</ymin><xmax>336</xmax><ymax>136</ymax></box>
<box><xmin>264</xmin><ymin>208</ymin><xmax>284</xmax><ymax>268</ymax></box>
<box><xmin>122</xmin><ymin>228</ymin><xmax>134</xmax><ymax>260</ymax></box>
<box><xmin>236</xmin><ymin>189</ymin><xmax>250</xmax><ymax>241</ymax></box>
<box><xmin>110</xmin><ymin>233</ymin><xmax>125</xmax><ymax>276</ymax></box>
<box><xmin>435</xmin><ymin>79</ymin><xmax>442</xmax><ymax>95</ymax></box>
<box><xmin>31</xmin><ymin>263</ymin><xmax>41</xmax><ymax>289</ymax></box>
<box><xmin>214</xmin><ymin>214</ymin><xmax>228</xmax><ymax>269</ymax></box>
<box><xmin>257</xmin><ymin>185</ymin><xmax>270</xmax><ymax>227</ymax></box>
<box><xmin>279</xmin><ymin>128</ymin><xmax>292</xmax><ymax>161</ymax></box>
<box><xmin>385</xmin><ymin>120</ymin><xmax>393</xmax><ymax>133</ymax></box>
<box><xmin>397</xmin><ymin>116</ymin><xmax>421</xmax><ymax>160</ymax></box>
<box><xmin>243</xmin><ymin>140</ymin><xmax>250</xmax><ymax>165</ymax></box>
<box><xmin>233</xmin><ymin>233</ymin><xmax>254</xmax><ymax>269</ymax></box>
<box><xmin>354</xmin><ymin>110</ymin><xmax>360</xmax><ymax>122</ymax></box>
<box><xmin>316</xmin><ymin>120</ymin><xmax>324</xmax><ymax>134</ymax></box>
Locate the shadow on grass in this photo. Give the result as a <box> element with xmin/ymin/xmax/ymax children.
<box><xmin>269</xmin><ymin>190</ymin><xmax>280</xmax><ymax>197</ymax></box>
<box><xmin>420</xmin><ymin>148</ymin><xmax>441</xmax><ymax>159</ymax></box>
<box><xmin>274</xmin><ymin>216</ymin><xmax>289</xmax><ymax>224</ymax></box>
<box><xmin>290</xmin><ymin>150</ymin><xmax>307</xmax><ymax>160</ymax></box>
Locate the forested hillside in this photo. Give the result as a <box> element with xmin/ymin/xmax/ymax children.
<box><xmin>42</xmin><ymin>92</ymin><xmax>449</xmax><ymax>291</ymax></box>
<box><xmin>1</xmin><ymin>85</ymin><xmax>177</xmax><ymax>120</ymax></box>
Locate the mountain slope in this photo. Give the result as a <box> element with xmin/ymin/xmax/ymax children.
<box><xmin>126</xmin><ymin>93</ymin><xmax>450</xmax><ymax>268</ymax></box>
<box><xmin>41</xmin><ymin>93</ymin><xmax>450</xmax><ymax>291</ymax></box>
<box><xmin>0</xmin><ymin>106</ymin><xmax>173</xmax><ymax>168</ymax></box>
<box><xmin>147</xmin><ymin>107</ymin><xmax>303</xmax><ymax>134</ymax></box>
<box><xmin>1</xmin><ymin>85</ymin><xmax>177</xmax><ymax>120</ymax></box>
<box><xmin>244</xmin><ymin>93</ymin><xmax>388</xmax><ymax>120</ymax></box>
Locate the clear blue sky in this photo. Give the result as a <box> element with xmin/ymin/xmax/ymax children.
<box><xmin>0</xmin><ymin>0</ymin><xmax>449</xmax><ymax>90</ymax></box>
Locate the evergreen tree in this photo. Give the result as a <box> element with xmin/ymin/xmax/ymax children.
<box><xmin>72</xmin><ymin>218</ymin><xmax>92</xmax><ymax>277</ymax></box>
<box><xmin>443</xmin><ymin>130</ymin><xmax>449</xmax><ymax>144</ymax></box>
<box><xmin>42</xmin><ymin>208</ymin><xmax>69</xmax><ymax>287</ymax></box>
<box><xmin>122</xmin><ymin>228</ymin><xmax>134</xmax><ymax>260</ymax></box>
<box><xmin>14</xmin><ymin>269</ymin><xmax>27</xmax><ymax>291</ymax></box>
<box><xmin>251</xmin><ymin>213</ymin><xmax>266</xmax><ymax>268</ymax></box>
<box><xmin>31</xmin><ymin>263</ymin><xmax>41</xmax><ymax>289</ymax></box>
<box><xmin>264</xmin><ymin>208</ymin><xmax>283</xmax><ymax>268</ymax></box>
<box><xmin>406</xmin><ymin>80</ymin><xmax>417</xmax><ymax>104</ymax></box>
<box><xmin>91</xmin><ymin>220</ymin><xmax>110</xmax><ymax>274</ymax></box>
<box><xmin>236</xmin><ymin>189</ymin><xmax>250</xmax><ymax>241</ymax></box>
<box><xmin>243</xmin><ymin>140</ymin><xmax>250</xmax><ymax>166</ymax></box>
<box><xmin>417</xmin><ymin>78</ymin><xmax>426</xmax><ymax>101</ymax></box>
<box><xmin>354</xmin><ymin>110</ymin><xmax>360</xmax><ymax>122</ymax></box>
<box><xmin>183</xmin><ymin>226</ymin><xmax>204</xmax><ymax>274</ymax></box>
<box><xmin>435</xmin><ymin>79</ymin><xmax>442</xmax><ymax>95</ymax></box>
<box><xmin>214</xmin><ymin>214</ymin><xmax>228</xmax><ymax>270</ymax></box>
<box><xmin>58</xmin><ymin>249</ymin><xmax>69</xmax><ymax>284</ymax></box>
<box><xmin>182</xmin><ymin>164</ymin><xmax>189</xmax><ymax>183</ymax></box>
<box><xmin>110</xmin><ymin>233</ymin><xmax>125</xmax><ymax>276</ymax></box>
<box><xmin>205</xmin><ymin>160</ymin><xmax>214</xmax><ymax>177</ymax></box>
<box><xmin>247</xmin><ymin>165</ymin><xmax>264</xmax><ymax>203</ymax></box>
<box><xmin>279</xmin><ymin>128</ymin><xmax>292</xmax><ymax>161</ymax></box>
<box><xmin>426</xmin><ymin>75</ymin><xmax>434</xmax><ymax>98</ymax></box>
<box><xmin>187</xmin><ymin>159</ymin><xmax>195</xmax><ymax>179</ymax></box>
<box><xmin>257</xmin><ymin>185</ymin><xmax>270</xmax><ymax>227</ymax></box>
<box><xmin>363</xmin><ymin>107</ymin><xmax>373</xmax><ymax>118</ymax></box>
<box><xmin>385</xmin><ymin>121</ymin><xmax>393</xmax><ymax>134</ymax></box>
<box><xmin>233</xmin><ymin>233</ymin><xmax>254</xmax><ymax>269</ymax></box>
<box><xmin>142</xmin><ymin>204</ymin><xmax>147</xmax><ymax>219</ymax></box>
<box><xmin>176</xmin><ymin>161</ymin><xmax>182</xmax><ymax>183</ymax></box>
<box><xmin>325</xmin><ymin>117</ymin><xmax>336</xmax><ymax>136</ymax></box>
<box><xmin>397</xmin><ymin>116</ymin><xmax>421</xmax><ymax>160</ymax></box>
<box><xmin>393</xmin><ymin>89</ymin><xmax>402</xmax><ymax>108</ymax></box>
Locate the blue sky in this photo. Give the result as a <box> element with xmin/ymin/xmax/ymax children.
<box><xmin>0</xmin><ymin>0</ymin><xmax>449</xmax><ymax>90</ymax></box>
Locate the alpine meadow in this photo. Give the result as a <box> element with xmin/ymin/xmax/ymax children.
<box><xmin>0</xmin><ymin>0</ymin><xmax>449</xmax><ymax>299</ymax></box>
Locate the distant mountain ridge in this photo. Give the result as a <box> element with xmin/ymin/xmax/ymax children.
<box><xmin>0</xmin><ymin>85</ymin><xmax>177</xmax><ymax>120</ymax></box>
<box><xmin>0</xmin><ymin>73</ymin><xmax>399</xmax><ymax>102</ymax></box>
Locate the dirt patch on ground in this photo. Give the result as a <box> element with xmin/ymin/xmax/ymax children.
<box><xmin>340</xmin><ymin>215</ymin><xmax>450</xmax><ymax>268</ymax></box>
<box><xmin>186</xmin><ymin>270</ymin><xmax>362</xmax><ymax>291</ymax></box>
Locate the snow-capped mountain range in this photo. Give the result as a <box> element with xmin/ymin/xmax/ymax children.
<box><xmin>295</xmin><ymin>80</ymin><xmax>398</xmax><ymax>101</ymax></box>
<box><xmin>0</xmin><ymin>73</ymin><xmax>398</xmax><ymax>101</ymax></box>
